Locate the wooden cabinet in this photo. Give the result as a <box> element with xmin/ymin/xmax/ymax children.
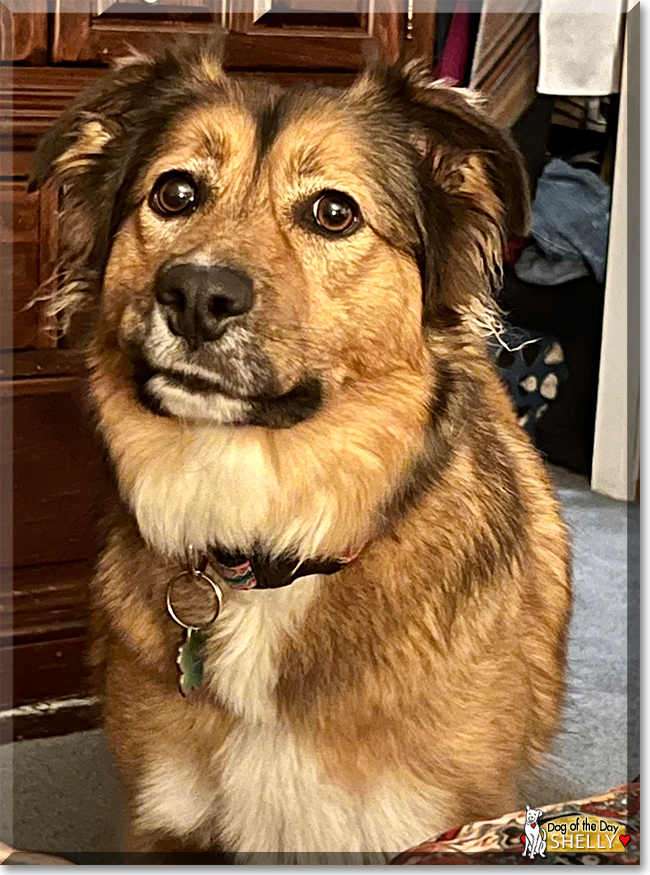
<box><xmin>50</xmin><ymin>0</ymin><xmax>434</xmax><ymax>67</ymax></box>
<box><xmin>0</xmin><ymin>179</ymin><xmax>41</xmax><ymax>350</ymax></box>
<box><xmin>0</xmin><ymin>367</ymin><xmax>113</xmax><ymax>735</ymax></box>
<box><xmin>0</xmin><ymin>4</ymin><xmax>47</xmax><ymax>64</ymax></box>
<box><xmin>0</xmin><ymin>6</ymin><xmax>436</xmax><ymax>738</ymax></box>
<box><xmin>0</xmin><ymin>164</ymin><xmax>58</xmax><ymax>351</ymax></box>
<box><xmin>53</xmin><ymin>4</ymin><xmax>226</xmax><ymax>64</ymax></box>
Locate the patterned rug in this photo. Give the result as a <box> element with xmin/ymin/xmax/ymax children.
<box><xmin>391</xmin><ymin>782</ymin><xmax>639</xmax><ymax>865</ymax></box>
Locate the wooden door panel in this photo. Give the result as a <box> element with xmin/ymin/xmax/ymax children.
<box><xmin>0</xmin><ymin>172</ymin><xmax>59</xmax><ymax>350</ymax></box>
<box><xmin>0</xmin><ymin>180</ymin><xmax>39</xmax><ymax>244</ymax></box>
<box><xmin>0</xmin><ymin>5</ymin><xmax>48</xmax><ymax>64</ymax></box>
<box><xmin>225</xmin><ymin>30</ymin><xmax>371</xmax><ymax>69</ymax></box>
<box><xmin>0</xmin><ymin>244</ymin><xmax>40</xmax><ymax>349</ymax></box>
<box><xmin>0</xmin><ymin>68</ymin><xmax>104</xmax><ymax>146</ymax></box>
<box><xmin>3</xmin><ymin>561</ymin><xmax>93</xmax><ymax>644</ymax></box>
<box><xmin>229</xmin><ymin>1</ymin><xmax>406</xmax><ymax>65</ymax></box>
<box><xmin>52</xmin><ymin>7</ymin><xmax>226</xmax><ymax>63</ymax></box>
<box><xmin>54</xmin><ymin>18</ymin><xmax>369</xmax><ymax>68</ymax></box>
<box><xmin>0</xmin><ymin>561</ymin><xmax>94</xmax><ymax>712</ymax></box>
<box><xmin>51</xmin><ymin>4</ymin><xmax>433</xmax><ymax>67</ymax></box>
<box><xmin>2</xmin><ymin>377</ymin><xmax>112</xmax><ymax>568</ymax></box>
<box><xmin>0</xmin><ymin>180</ymin><xmax>41</xmax><ymax>350</ymax></box>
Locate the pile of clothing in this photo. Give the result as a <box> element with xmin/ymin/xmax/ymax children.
<box><xmin>434</xmin><ymin>0</ymin><xmax>624</xmax><ymax>129</ymax></box>
<box><xmin>515</xmin><ymin>157</ymin><xmax>612</xmax><ymax>287</ymax></box>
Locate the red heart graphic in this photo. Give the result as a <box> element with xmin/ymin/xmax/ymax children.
<box><xmin>619</xmin><ymin>835</ymin><xmax>631</xmax><ymax>847</ymax></box>
<box><xmin>520</xmin><ymin>836</ymin><xmax>526</xmax><ymax>843</ymax></box>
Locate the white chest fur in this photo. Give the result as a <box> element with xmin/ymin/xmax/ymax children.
<box><xmin>205</xmin><ymin>575</ymin><xmax>321</xmax><ymax>724</ymax></box>
<box><xmin>135</xmin><ymin>577</ymin><xmax>446</xmax><ymax>860</ymax></box>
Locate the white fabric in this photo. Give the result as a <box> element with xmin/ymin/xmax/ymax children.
<box><xmin>538</xmin><ymin>1</ymin><xmax>625</xmax><ymax>95</ymax></box>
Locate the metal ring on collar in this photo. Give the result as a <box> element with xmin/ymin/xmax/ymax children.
<box><xmin>166</xmin><ymin>568</ymin><xmax>223</xmax><ymax>630</ymax></box>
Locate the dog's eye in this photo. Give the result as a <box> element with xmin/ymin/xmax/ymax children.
<box><xmin>311</xmin><ymin>191</ymin><xmax>360</xmax><ymax>236</ymax></box>
<box><xmin>150</xmin><ymin>172</ymin><xmax>200</xmax><ymax>218</ymax></box>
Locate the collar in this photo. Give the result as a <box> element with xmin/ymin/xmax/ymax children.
<box><xmin>167</xmin><ymin>544</ymin><xmax>363</xmax><ymax>697</ymax></box>
<box><xmin>210</xmin><ymin>544</ymin><xmax>362</xmax><ymax>590</ymax></box>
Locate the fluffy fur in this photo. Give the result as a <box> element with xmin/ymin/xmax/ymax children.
<box><xmin>31</xmin><ymin>45</ymin><xmax>571</xmax><ymax>862</ymax></box>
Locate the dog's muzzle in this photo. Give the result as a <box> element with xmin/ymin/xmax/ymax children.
<box><xmin>124</xmin><ymin>262</ymin><xmax>324</xmax><ymax>428</ymax></box>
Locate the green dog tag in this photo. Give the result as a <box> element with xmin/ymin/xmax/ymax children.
<box><xmin>177</xmin><ymin>627</ymin><xmax>206</xmax><ymax>696</ymax></box>
<box><xmin>167</xmin><ymin>552</ymin><xmax>223</xmax><ymax>698</ymax></box>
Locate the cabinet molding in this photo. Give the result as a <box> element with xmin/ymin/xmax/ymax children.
<box><xmin>0</xmin><ymin>6</ymin><xmax>48</xmax><ymax>64</ymax></box>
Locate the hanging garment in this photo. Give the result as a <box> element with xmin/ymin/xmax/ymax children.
<box><xmin>469</xmin><ymin>0</ymin><xmax>540</xmax><ymax>128</ymax></box>
<box><xmin>435</xmin><ymin>0</ymin><xmax>471</xmax><ymax>86</ymax></box>
<box><xmin>434</xmin><ymin>12</ymin><xmax>453</xmax><ymax>67</ymax></box>
<box><xmin>552</xmin><ymin>96</ymin><xmax>610</xmax><ymax>132</ymax></box>
<box><xmin>538</xmin><ymin>0</ymin><xmax>625</xmax><ymax>95</ymax></box>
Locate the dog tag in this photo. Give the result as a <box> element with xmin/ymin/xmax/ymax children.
<box><xmin>177</xmin><ymin>627</ymin><xmax>207</xmax><ymax>696</ymax></box>
<box><xmin>166</xmin><ymin>547</ymin><xmax>223</xmax><ymax>698</ymax></box>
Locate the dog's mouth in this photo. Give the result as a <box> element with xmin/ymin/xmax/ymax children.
<box><xmin>140</xmin><ymin>363</ymin><xmax>252</xmax><ymax>400</ymax></box>
<box><xmin>132</xmin><ymin>357</ymin><xmax>323</xmax><ymax>429</ymax></box>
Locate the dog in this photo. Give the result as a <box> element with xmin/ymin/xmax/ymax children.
<box><xmin>30</xmin><ymin>45</ymin><xmax>571</xmax><ymax>862</ymax></box>
<box><xmin>523</xmin><ymin>806</ymin><xmax>547</xmax><ymax>858</ymax></box>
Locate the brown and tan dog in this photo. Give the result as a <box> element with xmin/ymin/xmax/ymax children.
<box><xmin>30</xmin><ymin>46</ymin><xmax>571</xmax><ymax>862</ymax></box>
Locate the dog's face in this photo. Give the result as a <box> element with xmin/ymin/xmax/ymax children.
<box><xmin>99</xmin><ymin>85</ymin><xmax>429</xmax><ymax>426</ymax></box>
<box><xmin>31</xmin><ymin>49</ymin><xmax>529</xmax><ymax>430</ymax></box>
<box><xmin>525</xmin><ymin>806</ymin><xmax>543</xmax><ymax>824</ymax></box>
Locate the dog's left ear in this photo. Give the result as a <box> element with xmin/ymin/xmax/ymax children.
<box><xmin>397</xmin><ymin>64</ymin><xmax>531</xmax><ymax>237</ymax></box>
<box><xmin>355</xmin><ymin>61</ymin><xmax>531</xmax><ymax>328</ymax></box>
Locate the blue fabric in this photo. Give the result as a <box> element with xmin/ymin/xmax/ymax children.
<box><xmin>515</xmin><ymin>158</ymin><xmax>611</xmax><ymax>286</ymax></box>
<box><xmin>515</xmin><ymin>243</ymin><xmax>589</xmax><ymax>285</ymax></box>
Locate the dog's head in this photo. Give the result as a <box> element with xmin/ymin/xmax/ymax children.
<box><xmin>31</xmin><ymin>47</ymin><xmax>529</xmax><ymax>429</ymax></box>
<box><xmin>525</xmin><ymin>806</ymin><xmax>543</xmax><ymax>824</ymax></box>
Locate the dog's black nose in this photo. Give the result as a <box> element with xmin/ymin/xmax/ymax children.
<box><xmin>155</xmin><ymin>263</ymin><xmax>255</xmax><ymax>345</ymax></box>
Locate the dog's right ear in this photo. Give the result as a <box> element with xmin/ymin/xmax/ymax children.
<box><xmin>28</xmin><ymin>56</ymin><xmax>162</xmax><ymax>329</ymax></box>
<box><xmin>29</xmin><ymin>43</ymin><xmax>225</xmax><ymax>331</ymax></box>
<box><xmin>29</xmin><ymin>58</ymin><xmax>147</xmax><ymax>194</ymax></box>
<box><xmin>29</xmin><ymin>42</ymin><xmax>225</xmax><ymax>195</ymax></box>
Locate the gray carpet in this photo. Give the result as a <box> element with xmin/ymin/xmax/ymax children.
<box><xmin>0</xmin><ymin>466</ymin><xmax>639</xmax><ymax>856</ymax></box>
<box><xmin>520</xmin><ymin>466</ymin><xmax>639</xmax><ymax>807</ymax></box>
